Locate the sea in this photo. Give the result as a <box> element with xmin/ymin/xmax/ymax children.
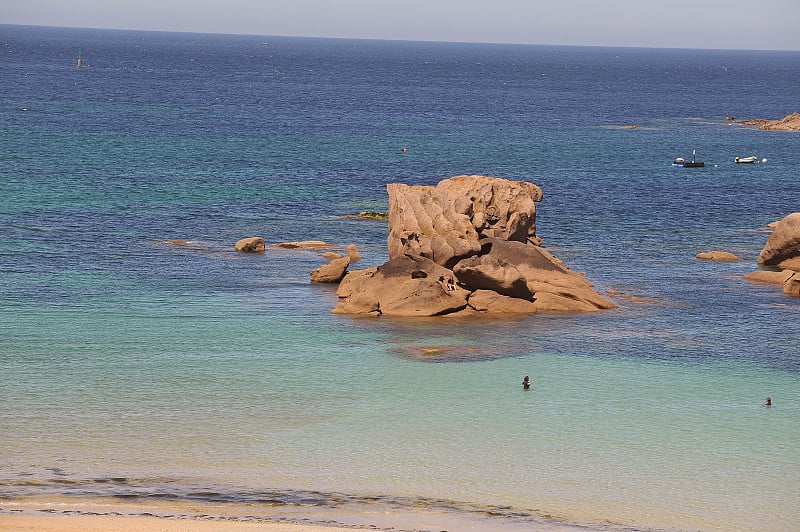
<box><xmin>1</xmin><ymin>24</ymin><xmax>799</xmax><ymax>531</ymax></box>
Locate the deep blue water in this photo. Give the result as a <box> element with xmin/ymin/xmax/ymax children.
<box><xmin>1</xmin><ymin>25</ymin><xmax>799</xmax><ymax>531</ymax></box>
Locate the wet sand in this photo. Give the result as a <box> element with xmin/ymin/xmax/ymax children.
<box><xmin>0</xmin><ymin>515</ymin><xmax>352</xmax><ymax>531</ymax></box>
<box><xmin>0</xmin><ymin>499</ymin><xmax>382</xmax><ymax>532</ymax></box>
<box><xmin>0</xmin><ymin>498</ymin><xmax>548</xmax><ymax>532</ymax></box>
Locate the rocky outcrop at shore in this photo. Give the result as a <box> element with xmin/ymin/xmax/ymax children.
<box><xmin>738</xmin><ymin>112</ymin><xmax>800</xmax><ymax>131</ymax></box>
<box><xmin>331</xmin><ymin>175</ymin><xmax>616</xmax><ymax>317</ymax></box>
<box><xmin>742</xmin><ymin>213</ymin><xmax>800</xmax><ymax>297</ymax></box>
<box><xmin>744</xmin><ymin>268</ymin><xmax>800</xmax><ymax>297</ymax></box>
<box><xmin>757</xmin><ymin>213</ymin><xmax>800</xmax><ymax>270</ymax></box>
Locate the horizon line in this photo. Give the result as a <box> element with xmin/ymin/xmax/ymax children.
<box><xmin>3</xmin><ymin>23</ymin><xmax>799</xmax><ymax>54</ymax></box>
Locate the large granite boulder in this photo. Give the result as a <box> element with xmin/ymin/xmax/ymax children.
<box><xmin>464</xmin><ymin>237</ymin><xmax>616</xmax><ymax>311</ymax></box>
<box><xmin>331</xmin><ymin>175</ymin><xmax>615</xmax><ymax>317</ymax></box>
<box><xmin>387</xmin><ymin>175</ymin><xmax>543</xmax><ymax>269</ymax></box>
<box><xmin>467</xmin><ymin>290</ymin><xmax>538</xmax><ymax>314</ymax></box>
<box><xmin>758</xmin><ymin>212</ymin><xmax>800</xmax><ymax>270</ymax></box>
<box><xmin>333</xmin><ymin>255</ymin><xmax>468</xmax><ymax>316</ymax></box>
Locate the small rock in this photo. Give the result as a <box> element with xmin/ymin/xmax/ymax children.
<box><xmin>311</xmin><ymin>256</ymin><xmax>351</xmax><ymax>283</ymax></box>
<box><xmin>235</xmin><ymin>237</ymin><xmax>265</xmax><ymax>253</ymax></box>
<box><xmin>758</xmin><ymin>212</ymin><xmax>800</xmax><ymax>270</ymax></box>
<box><xmin>743</xmin><ymin>270</ymin><xmax>795</xmax><ymax>285</ymax></box>
<box><xmin>783</xmin><ymin>274</ymin><xmax>800</xmax><ymax>296</ymax></box>
<box><xmin>696</xmin><ymin>250</ymin><xmax>741</xmax><ymax>262</ymax></box>
<box><xmin>346</xmin><ymin>243</ymin><xmax>362</xmax><ymax>262</ymax></box>
<box><xmin>275</xmin><ymin>240</ymin><xmax>333</xmax><ymax>249</ymax></box>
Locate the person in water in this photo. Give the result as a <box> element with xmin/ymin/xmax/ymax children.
<box><xmin>765</xmin><ymin>396</ymin><xmax>772</xmax><ymax>406</ymax></box>
<box><xmin>522</xmin><ymin>376</ymin><xmax>531</xmax><ymax>390</ymax></box>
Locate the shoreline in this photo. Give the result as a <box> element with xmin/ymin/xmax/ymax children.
<box><xmin>0</xmin><ymin>515</ymin><xmax>350</xmax><ymax>532</ymax></box>
<box><xmin>0</xmin><ymin>498</ymin><xmax>576</xmax><ymax>532</ymax></box>
<box><xmin>0</xmin><ymin>499</ymin><xmax>359</xmax><ymax>532</ymax></box>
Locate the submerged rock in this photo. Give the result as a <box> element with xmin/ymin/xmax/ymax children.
<box><xmin>743</xmin><ymin>270</ymin><xmax>795</xmax><ymax>285</ymax></box>
<box><xmin>357</xmin><ymin>211</ymin><xmax>389</xmax><ymax>220</ymax></box>
<box><xmin>275</xmin><ymin>240</ymin><xmax>333</xmax><ymax>249</ymax></box>
<box><xmin>696</xmin><ymin>250</ymin><xmax>742</xmax><ymax>262</ymax></box>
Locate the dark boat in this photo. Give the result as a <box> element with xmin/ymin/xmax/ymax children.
<box><xmin>673</xmin><ymin>149</ymin><xmax>704</xmax><ymax>167</ymax></box>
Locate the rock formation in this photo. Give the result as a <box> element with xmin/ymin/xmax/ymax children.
<box><xmin>274</xmin><ymin>240</ymin><xmax>333</xmax><ymax>249</ymax></box>
<box><xmin>235</xmin><ymin>237</ymin><xmax>265</xmax><ymax>253</ymax></box>
<box><xmin>784</xmin><ymin>276</ymin><xmax>800</xmax><ymax>297</ymax></box>
<box><xmin>311</xmin><ymin>256</ymin><xmax>351</xmax><ymax>283</ymax></box>
<box><xmin>743</xmin><ymin>269</ymin><xmax>799</xmax><ymax>297</ymax></box>
<box><xmin>743</xmin><ymin>269</ymin><xmax>795</xmax><ymax>285</ymax></box>
<box><xmin>738</xmin><ymin>112</ymin><xmax>800</xmax><ymax>131</ymax></box>
<box><xmin>331</xmin><ymin>175</ymin><xmax>616</xmax><ymax>317</ymax></box>
<box><xmin>334</xmin><ymin>255</ymin><xmax>468</xmax><ymax>316</ymax></box>
<box><xmin>741</xmin><ymin>213</ymin><xmax>800</xmax><ymax>297</ymax></box>
<box><xmin>758</xmin><ymin>213</ymin><xmax>800</xmax><ymax>270</ymax></box>
<box><xmin>696</xmin><ymin>250</ymin><xmax>741</xmax><ymax>262</ymax></box>
<box><xmin>346</xmin><ymin>243</ymin><xmax>362</xmax><ymax>262</ymax></box>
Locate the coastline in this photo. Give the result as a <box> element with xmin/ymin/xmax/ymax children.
<box><xmin>3</xmin><ymin>30</ymin><xmax>800</xmax><ymax>532</ymax></box>
<box><xmin>0</xmin><ymin>499</ymin><xmax>360</xmax><ymax>532</ymax></box>
<box><xmin>0</xmin><ymin>498</ymin><xmax>569</xmax><ymax>532</ymax></box>
<box><xmin>0</xmin><ymin>515</ymin><xmax>349</xmax><ymax>532</ymax></box>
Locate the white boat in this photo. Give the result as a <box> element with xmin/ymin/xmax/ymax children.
<box><xmin>735</xmin><ymin>155</ymin><xmax>758</xmax><ymax>164</ymax></box>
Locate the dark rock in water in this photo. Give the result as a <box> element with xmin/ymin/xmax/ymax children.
<box><xmin>358</xmin><ymin>211</ymin><xmax>389</xmax><ymax>219</ymax></box>
<box><xmin>275</xmin><ymin>240</ymin><xmax>333</xmax><ymax>249</ymax></box>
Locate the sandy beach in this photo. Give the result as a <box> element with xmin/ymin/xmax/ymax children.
<box><xmin>0</xmin><ymin>498</ymin><xmax>388</xmax><ymax>532</ymax></box>
<box><xmin>0</xmin><ymin>496</ymin><xmax>566</xmax><ymax>532</ymax></box>
<box><xmin>0</xmin><ymin>515</ymin><xmax>355</xmax><ymax>532</ymax></box>
<box><xmin>0</xmin><ymin>498</ymin><xmax>533</xmax><ymax>532</ymax></box>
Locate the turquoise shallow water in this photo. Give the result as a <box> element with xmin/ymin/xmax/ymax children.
<box><xmin>2</xmin><ymin>25</ymin><xmax>800</xmax><ymax>531</ymax></box>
